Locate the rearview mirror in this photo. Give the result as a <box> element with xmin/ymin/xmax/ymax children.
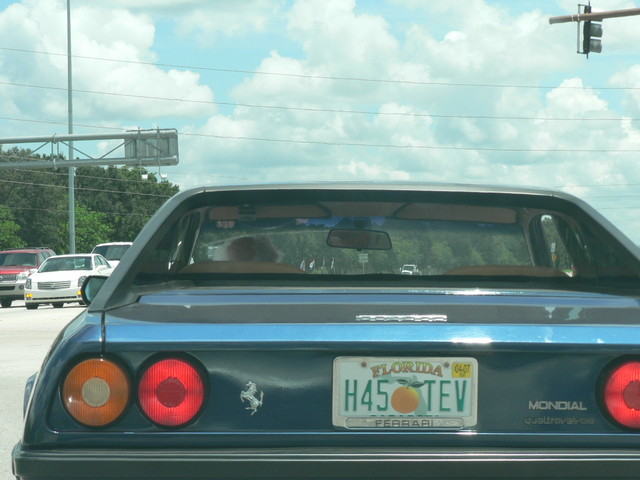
<box><xmin>81</xmin><ymin>275</ymin><xmax>109</xmax><ymax>305</ymax></box>
<box><xmin>327</xmin><ymin>229</ymin><xmax>392</xmax><ymax>250</ymax></box>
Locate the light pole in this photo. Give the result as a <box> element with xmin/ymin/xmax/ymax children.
<box><xmin>67</xmin><ymin>0</ymin><xmax>75</xmax><ymax>253</ymax></box>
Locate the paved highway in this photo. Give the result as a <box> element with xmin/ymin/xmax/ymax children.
<box><xmin>0</xmin><ymin>301</ymin><xmax>81</xmax><ymax>480</ymax></box>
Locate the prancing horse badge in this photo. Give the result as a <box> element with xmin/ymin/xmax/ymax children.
<box><xmin>240</xmin><ymin>381</ymin><xmax>264</xmax><ymax>415</ymax></box>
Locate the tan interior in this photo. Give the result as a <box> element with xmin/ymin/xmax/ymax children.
<box><xmin>445</xmin><ymin>265</ymin><xmax>568</xmax><ymax>277</ymax></box>
<box><xmin>180</xmin><ymin>261</ymin><xmax>305</xmax><ymax>274</ymax></box>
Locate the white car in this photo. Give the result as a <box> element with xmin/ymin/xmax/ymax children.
<box><xmin>24</xmin><ymin>254</ymin><xmax>114</xmax><ymax>309</ymax></box>
<box><xmin>91</xmin><ymin>242</ymin><xmax>132</xmax><ymax>269</ymax></box>
<box><xmin>400</xmin><ymin>264</ymin><xmax>420</xmax><ymax>275</ymax></box>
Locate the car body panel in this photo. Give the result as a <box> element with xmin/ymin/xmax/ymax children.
<box><xmin>13</xmin><ymin>447</ymin><xmax>640</xmax><ymax>480</ymax></box>
<box><xmin>22</xmin><ymin>295</ymin><xmax>639</xmax><ymax>447</ymax></box>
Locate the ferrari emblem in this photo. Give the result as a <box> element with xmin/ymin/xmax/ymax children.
<box><xmin>240</xmin><ymin>381</ymin><xmax>263</xmax><ymax>415</ymax></box>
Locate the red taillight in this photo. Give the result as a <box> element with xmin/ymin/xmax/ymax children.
<box><xmin>603</xmin><ymin>360</ymin><xmax>640</xmax><ymax>429</ymax></box>
<box><xmin>138</xmin><ymin>357</ymin><xmax>205</xmax><ymax>427</ymax></box>
<box><xmin>62</xmin><ymin>358</ymin><xmax>130</xmax><ymax>427</ymax></box>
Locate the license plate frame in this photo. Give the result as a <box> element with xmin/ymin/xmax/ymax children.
<box><xmin>333</xmin><ymin>356</ymin><xmax>478</xmax><ymax>430</ymax></box>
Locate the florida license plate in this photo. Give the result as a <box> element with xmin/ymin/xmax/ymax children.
<box><xmin>333</xmin><ymin>357</ymin><xmax>478</xmax><ymax>430</ymax></box>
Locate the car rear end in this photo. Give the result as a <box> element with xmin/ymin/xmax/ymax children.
<box><xmin>13</xmin><ymin>287</ymin><xmax>640</xmax><ymax>480</ymax></box>
<box><xmin>12</xmin><ymin>184</ymin><xmax>640</xmax><ymax>479</ymax></box>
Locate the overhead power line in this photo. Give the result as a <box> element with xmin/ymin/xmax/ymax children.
<box><xmin>1</xmin><ymin>116</ymin><xmax>639</xmax><ymax>154</ymax></box>
<box><xmin>0</xmin><ymin>115</ymin><xmax>123</xmax><ymax>131</ymax></box>
<box><xmin>0</xmin><ymin>178</ymin><xmax>172</xmax><ymax>198</ymax></box>
<box><xmin>25</xmin><ymin>166</ymin><xmax>640</xmax><ymax>193</ymax></box>
<box><xmin>180</xmin><ymin>131</ymin><xmax>640</xmax><ymax>153</ymax></box>
<box><xmin>5</xmin><ymin>205</ymin><xmax>156</xmax><ymax>217</ymax></box>
<box><xmin>598</xmin><ymin>205</ymin><xmax>640</xmax><ymax>210</ymax></box>
<box><xmin>0</xmin><ymin>80</ymin><xmax>633</xmax><ymax>123</ymax></box>
<box><xmin>1</xmin><ymin>46</ymin><xmax>639</xmax><ymax>91</ymax></box>
<box><xmin>5</xmin><ymin>172</ymin><xmax>640</xmax><ymax>208</ymax></box>
<box><xmin>8</xmin><ymin>167</ymin><xmax>165</xmax><ymax>186</ymax></box>
<box><xmin>4</xmin><ymin>168</ymin><xmax>640</xmax><ymax>207</ymax></box>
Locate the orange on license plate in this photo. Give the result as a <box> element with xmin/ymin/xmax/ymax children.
<box><xmin>332</xmin><ymin>357</ymin><xmax>478</xmax><ymax>430</ymax></box>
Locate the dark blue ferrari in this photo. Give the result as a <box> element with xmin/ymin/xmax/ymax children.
<box><xmin>12</xmin><ymin>183</ymin><xmax>640</xmax><ymax>479</ymax></box>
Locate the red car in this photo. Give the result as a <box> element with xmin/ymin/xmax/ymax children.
<box><xmin>0</xmin><ymin>247</ymin><xmax>56</xmax><ymax>308</ymax></box>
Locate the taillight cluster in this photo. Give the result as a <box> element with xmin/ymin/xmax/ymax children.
<box><xmin>62</xmin><ymin>356</ymin><xmax>206</xmax><ymax>428</ymax></box>
<box><xmin>602</xmin><ymin>360</ymin><xmax>640</xmax><ymax>429</ymax></box>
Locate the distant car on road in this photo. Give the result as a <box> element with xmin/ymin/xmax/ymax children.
<box><xmin>23</xmin><ymin>253</ymin><xmax>113</xmax><ymax>309</ymax></box>
<box><xmin>91</xmin><ymin>241</ymin><xmax>133</xmax><ymax>268</ymax></box>
<box><xmin>400</xmin><ymin>264</ymin><xmax>420</xmax><ymax>275</ymax></box>
<box><xmin>12</xmin><ymin>183</ymin><xmax>640</xmax><ymax>479</ymax></box>
<box><xmin>0</xmin><ymin>247</ymin><xmax>56</xmax><ymax>308</ymax></box>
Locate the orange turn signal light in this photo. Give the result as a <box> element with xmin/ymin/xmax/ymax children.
<box><xmin>62</xmin><ymin>358</ymin><xmax>130</xmax><ymax>427</ymax></box>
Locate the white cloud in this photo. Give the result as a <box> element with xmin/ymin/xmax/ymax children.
<box><xmin>177</xmin><ymin>1</ymin><xmax>640</xmax><ymax>201</ymax></box>
<box><xmin>610</xmin><ymin>65</ymin><xmax>640</xmax><ymax>115</ymax></box>
<box><xmin>545</xmin><ymin>78</ymin><xmax>609</xmax><ymax>116</ymax></box>
<box><xmin>287</xmin><ymin>0</ymin><xmax>399</xmax><ymax>75</ymax></box>
<box><xmin>105</xmin><ymin>0</ymin><xmax>287</xmax><ymax>45</ymax></box>
<box><xmin>0</xmin><ymin>0</ymin><xmax>215</xmax><ymax>133</ymax></box>
<box><xmin>172</xmin><ymin>1</ymin><xmax>285</xmax><ymax>45</ymax></box>
<box><xmin>2</xmin><ymin>0</ymin><xmax>640</xmax><ymax>241</ymax></box>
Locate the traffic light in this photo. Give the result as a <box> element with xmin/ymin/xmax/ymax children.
<box><xmin>582</xmin><ymin>5</ymin><xmax>603</xmax><ymax>55</ymax></box>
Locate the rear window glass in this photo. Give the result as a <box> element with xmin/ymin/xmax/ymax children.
<box><xmin>128</xmin><ymin>193</ymin><xmax>640</xmax><ymax>288</ymax></box>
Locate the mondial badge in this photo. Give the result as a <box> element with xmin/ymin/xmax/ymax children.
<box><xmin>240</xmin><ymin>381</ymin><xmax>264</xmax><ymax>415</ymax></box>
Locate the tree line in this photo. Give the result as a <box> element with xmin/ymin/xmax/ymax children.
<box><xmin>268</xmin><ymin>224</ymin><xmax>533</xmax><ymax>275</ymax></box>
<box><xmin>0</xmin><ymin>147</ymin><xmax>179</xmax><ymax>254</ymax></box>
<box><xmin>196</xmin><ymin>220</ymin><xmax>554</xmax><ymax>276</ymax></box>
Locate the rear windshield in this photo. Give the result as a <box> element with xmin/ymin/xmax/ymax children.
<box><xmin>128</xmin><ymin>190</ymin><xmax>640</xmax><ymax>290</ymax></box>
<box><xmin>191</xmin><ymin>218</ymin><xmax>529</xmax><ymax>275</ymax></box>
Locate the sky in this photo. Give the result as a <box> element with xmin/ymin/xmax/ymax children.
<box><xmin>1</xmin><ymin>0</ymin><xmax>640</xmax><ymax>242</ymax></box>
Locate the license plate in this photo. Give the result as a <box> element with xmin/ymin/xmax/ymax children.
<box><xmin>333</xmin><ymin>357</ymin><xmax>477</xmax><ymax>430</ymax></box>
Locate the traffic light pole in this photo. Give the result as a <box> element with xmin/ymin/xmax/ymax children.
<box><xmin>550</xmin><ymin>5</ymin><xmax>640</xmax><ymax>56</ymax></box>
<box><xmin>549</xmin><ymin>7</ymin><xmax>640</xmax><ymax>24</ymax></box>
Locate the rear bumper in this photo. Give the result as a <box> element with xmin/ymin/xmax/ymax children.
<box><xmin>13</xmin><ymin>444</ymin><xmax>640</xmax><ymax>479</ymax></box>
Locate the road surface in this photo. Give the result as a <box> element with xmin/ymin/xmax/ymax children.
<box><xmin>0</xmin><ymin>300</ymin><xmax>81</xmax><ymax>480</ymax></box>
